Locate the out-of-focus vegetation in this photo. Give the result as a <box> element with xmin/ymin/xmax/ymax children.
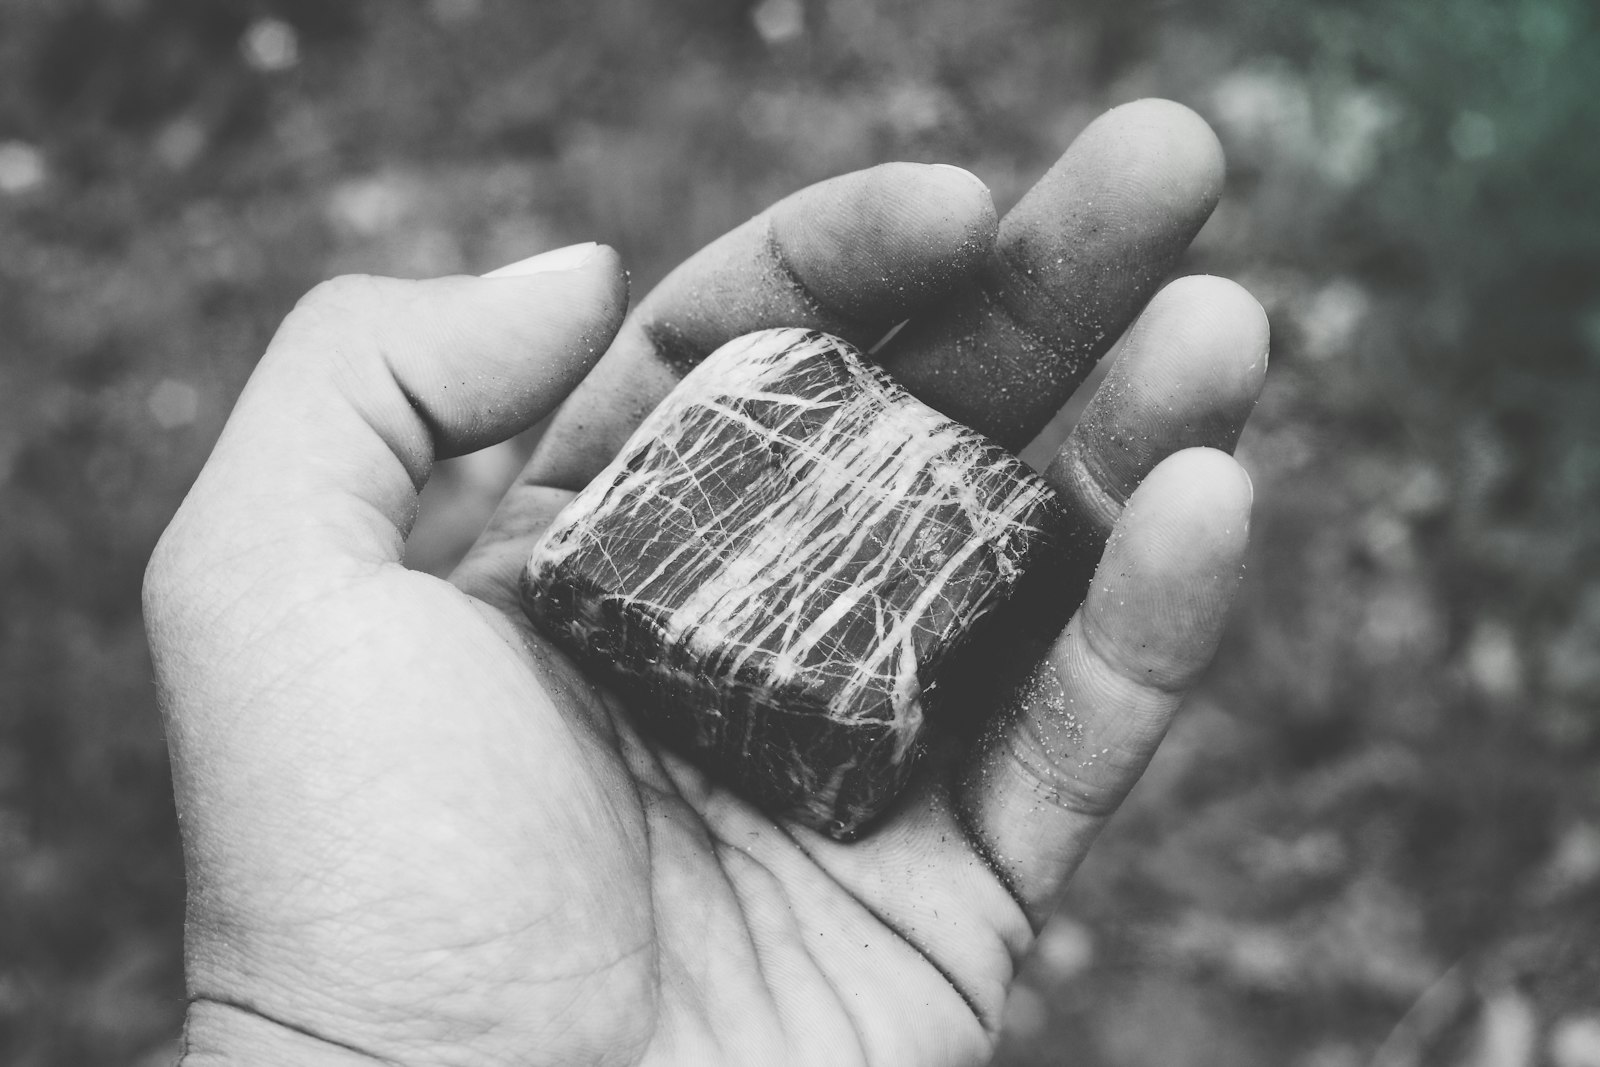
<box><xmin>0</xmin><ymin>1</ymin><xmax>1594</xmax><ymax>1064</ymax></box>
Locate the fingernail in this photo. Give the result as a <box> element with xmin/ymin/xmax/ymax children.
<box><xmin>483</xmin><ymin>241</ymin><xmax>599</xmax><ymax>278</ymax></box>
<box><xmin>930</xmin><ymin>163</ymin><xmax>988</xmax><ymax>192</ymax></box>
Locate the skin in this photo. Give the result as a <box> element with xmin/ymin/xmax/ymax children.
<box><xmin>145</xmin><ymin>99</ymin><xmax>1267</xmax><ymax>1066</ymax></box>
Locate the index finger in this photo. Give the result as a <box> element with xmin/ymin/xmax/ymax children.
<box><xmin>525</xmin><ymin>162</ymin><xmax>1000</xmax><ymax>490</ymax></box>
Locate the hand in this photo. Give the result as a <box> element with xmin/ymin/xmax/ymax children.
<box><xmin>145</xmin><ymin>100</ymin><xmax>1266</xmax><ymax>1066</ymax></box>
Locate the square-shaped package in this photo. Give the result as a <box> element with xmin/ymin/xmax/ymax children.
<box><xmin>522</xmin><ymin>328</ymin><xmax>1065</xmax><ymax>838</ymax></box>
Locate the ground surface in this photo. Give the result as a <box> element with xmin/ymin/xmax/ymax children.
<box><xmin>1</xmin><ymin>2</ymin><xmax>1597</xmax><ymax>1065</ymax></box>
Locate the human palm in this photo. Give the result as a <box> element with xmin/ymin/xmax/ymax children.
<box><xmin>147</xmin><ymin>101</ymin><xmax>1266</xmax><ymax>1066</ymax></box>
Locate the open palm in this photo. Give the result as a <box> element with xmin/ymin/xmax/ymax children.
<box><xmin>146</xmin><ymin>101</ymin><xmax>1266</xmax><ymax>1067</ymax></box>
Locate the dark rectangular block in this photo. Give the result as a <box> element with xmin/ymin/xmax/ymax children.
<box><xmin>522</xmin><ymin>328</ymin><xmax>1065</xmax><ymax>838</ymax></box>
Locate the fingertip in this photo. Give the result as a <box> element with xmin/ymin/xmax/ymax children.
<box><xmin>1134</xmin><ymin>274</ymin><xmax>1270</xmax><ymax>400</ymax></box>
<box><xmin>929</xmin><ymin>161</ymin><xmax>992</xmax><ymax>195</ymax></box>
<box><xmin>904</xmin><ymin>160</ymin><xmax>1000</xmax><ymax>275</ymax></box>
<box><xmin>483</xmin><ymin>242</ymin><xmax>631</xmax><ymax>324</ymax></box>
<box><xmin>1153</xmin><ymin>274</ymin><xmax>1269</xmax><ymax>355</ymax></box>
<box><xmin>585</xmin><ymin>243</ymin><xmax>632</xmax><ymax>317</ymax></box>
<box><xmin>1130</xmin><ymin>444</ymin><xmax>1252</xmax><ymax>508</ymax></box>
<box><xmin>1004</xmin><ymin>97</ymin><xmax>1225</xmax><ymax>255</ymax></box>
<box><xmin>885</xmin><ymin>161</ymin><xmax>1000</xmax><ymax>268</ymax></box>
<box><xmin>377</xmin><ymin>253</ymin><xmax>631</xmax><ymax>457</ymax></box>
<box><xmin>1096</xmin><ymin>98</ymin><xmax>1226</xmax><ymax>202</ymax></box>
<box><xmin>859</xmin><ymin>160</ymin><xmax>998</xmax><ymax>236</ymax></box>
<box><xmin>1116</xmin><ymin>446</ymin><xmax>1253</xmax><ymax>572</ymax></box>
<box><xmin>773</xmin><ymin>162</ymin><xmax>998</xmax><ymax>319</ymax></box>
<box><xmin>1047</xmin><ymin>275</ymin><xmax>1267</xmax><ymax>520</ymax></box>
<box><xmin>578</xmin><ymin>244</ymin><xmax>633</xmax><ymax>349</ymax></box>
<box><xmin>908</xmin><ymin>161</ymin><xmax>999</xmax><ymax>234</ymax></box>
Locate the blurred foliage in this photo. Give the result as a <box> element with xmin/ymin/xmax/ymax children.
<box><xmin>1206</xmin><ymin>0</ymin><xmax>1600</xmax><ymax>615</ymax></box>
<box><xmin>0</xmin><ymin>1</ymin><xmax>1596</xmax><ymax>1065</ymax></box>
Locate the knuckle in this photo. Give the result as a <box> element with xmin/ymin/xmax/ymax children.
<box><xmin>1084</xmin><ymin>617</ymin><xmax>1201</xmax><ymax>696</ymax></box>
<box><xmin>1049</xmin><ymin>437</ymin><xmax>1126</xmax><ymax>535</ymax></box>
<box><xmin>1001</xmin><ymin>725</ymin><xmax>1124</xmax><ymax>819</ymax></box>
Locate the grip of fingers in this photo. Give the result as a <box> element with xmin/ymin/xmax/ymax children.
<box><xmin>884</xmin><ymin>100</ymin><xmax>1227</xmax><ymax>450</ymax></box>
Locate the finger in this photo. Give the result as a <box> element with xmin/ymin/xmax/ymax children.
<box><xmin>881</xmin><ymin>99</ymin><xmax>1227</xmax><ymax>450</ymax></box>
<box><xmin>522</xmin><ymin>162</ymin><xmax>999</xmax><ymax>490</ymax></box>
<box><xmin>1044</xmin><ymin>273</ymin><xmax>1268</xmax><ymax>597</ymax></box>
<box><xmin>149</xmin><ymin>248</ymin><xmax>628</xmax><ymax>588</ymax></box>
<box><xmin>958</xmin><ymin>447</ymin><xmax>1252</xmax><ymax>925</ymax></box>
<box><xmin>920</xmin><ymin>274</ymin><xmax>1268</xmax><ymax>730</ymax></box>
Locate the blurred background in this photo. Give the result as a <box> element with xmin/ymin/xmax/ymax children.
<box><xmin>1</xmin><ymin>1</ymin><xmax>1596</xmax><ymax>1064</ymax></box>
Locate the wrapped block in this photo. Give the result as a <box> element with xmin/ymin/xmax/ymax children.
<box><xmin>522</xmin><ymin>328</ymin><xmax>1065</xmax><ymax>838</ymax></box>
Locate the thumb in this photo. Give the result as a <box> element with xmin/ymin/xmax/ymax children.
<box><xmin>157</xmin><ymin>244</ymin><xmax>627</xmax><ymax>580</ymax></box>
